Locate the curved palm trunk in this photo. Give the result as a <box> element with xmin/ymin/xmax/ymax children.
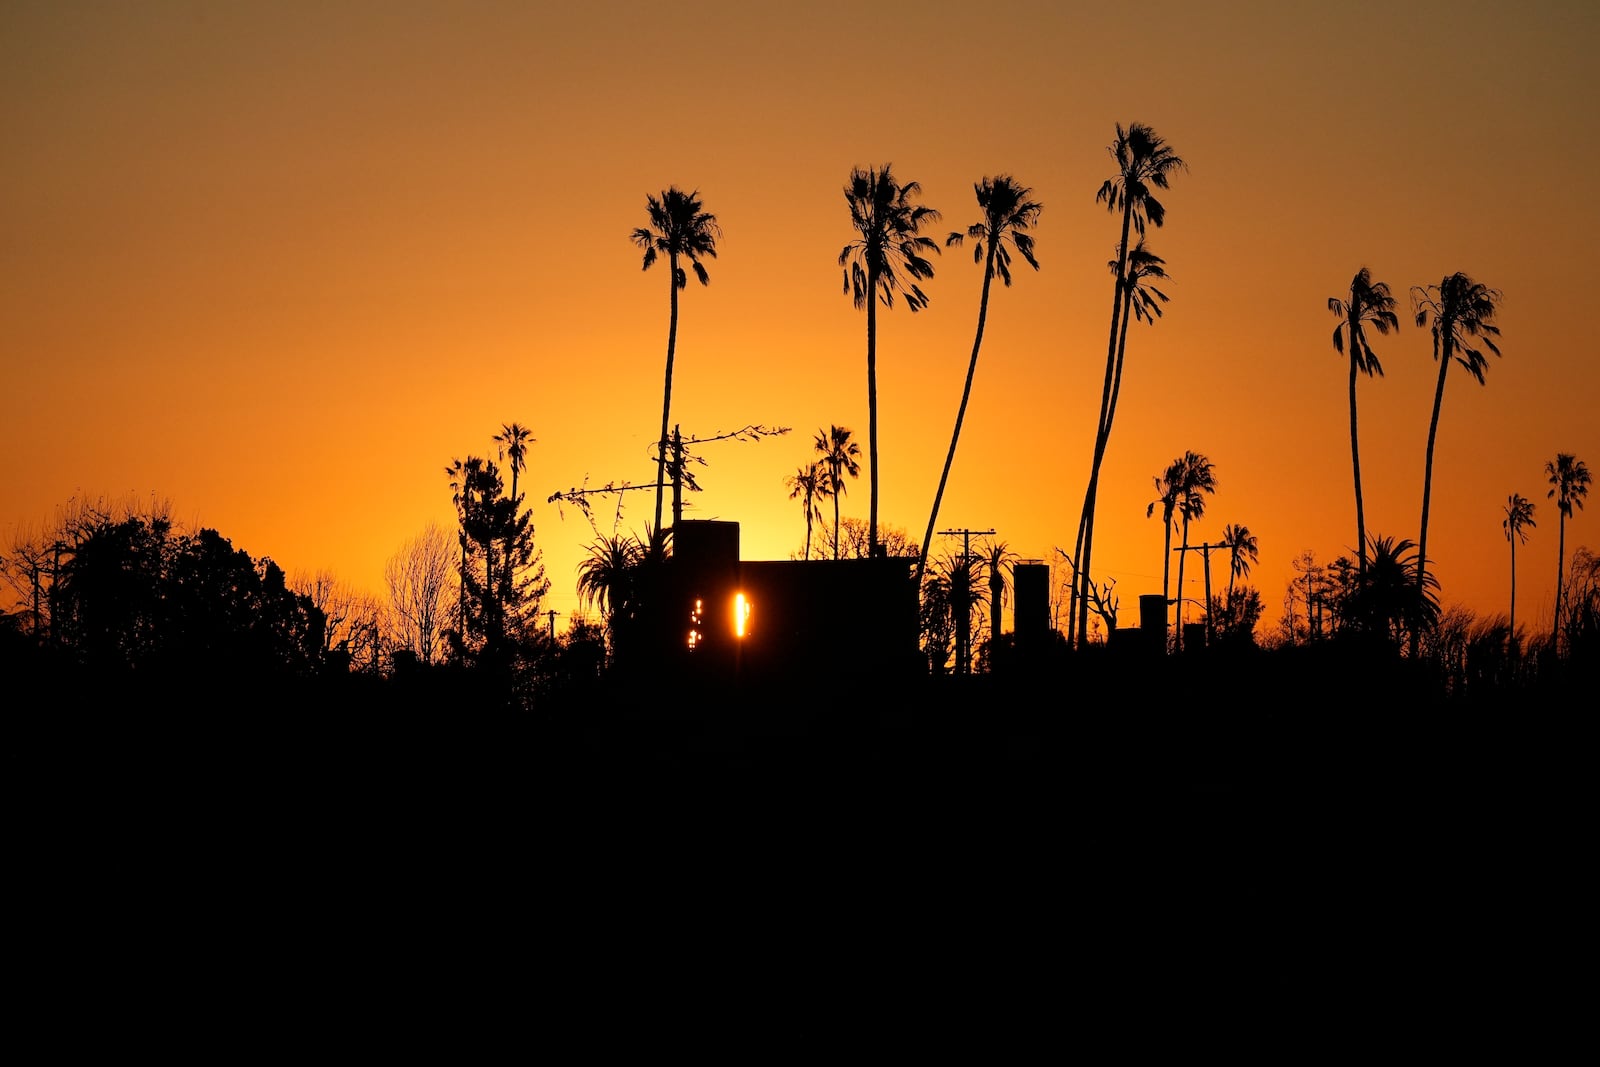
<box><xmin>832</xmin><ymin>487</ymin><xmax>841</xmax><ymax>560</ymax></box>
<box><xmin>1076</xmin><ymin>202</ymin><xmax>1135</xmax><ymax>647</ymax></box>
<box><xmin>1509</xmin><ymin>532</ymin><xmax>1517</xmax><ymax>639</ymax></box>
<box><xmin>653</xmin><ymin>253</ymin><xmax>680</xmax><ymax>540</ymax></box>
<box><xmin>990</xmin><ymin>573</ymin><xmax>1003</xmax><ymax>661</ymax></box>
<box><xmin>1414</xmin><ymin>337</ymin><xmax>1453</xmax><ymax>659</ymax></box>
<box><xmin>918</xmin><ymin>241</ymin><xmax>998</xmax><ymax>588</ymax></box>
<box><xmin>866</xmin><ymin>269</ymin><xmax>880</xmax><ymax>557</ymax></box>
<box><xmin>1175</xmin><ymin>514</ymin><xmax>1191</xmax><ymax>652</ymax></box>
<box><xmin>1555</xmin><ymin>512</ymin><xmax>1566</xmax><ymax>647</ymax></box>
<box><xmin>1161</xmin><ymin>509</ymin><xmax>1175</xmax><ymax>649</ymax></box>
<box><xmin>1348</xmin><ymin>308</ymin><xmax>1368</xmax><ymax>575</ymax></box>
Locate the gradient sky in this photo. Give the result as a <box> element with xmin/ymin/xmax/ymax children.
<box><xmin>4</xmin><ymin>0</ymin><xmax>1596</xmax><ymax>640</ymax></box>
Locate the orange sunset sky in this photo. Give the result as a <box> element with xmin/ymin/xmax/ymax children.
<box><xmin>4</xmin><ymin>0</ymin><xmax>1595</xmax><ymax>640</ymax></box>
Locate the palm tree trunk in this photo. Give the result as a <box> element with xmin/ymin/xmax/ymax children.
<box><xmin>654</xmin><ymin>254</ymin><xmax>680</xmax><ymax>540</ymax></box>
<box><xmin>866</xmin><ymin>269</ymin><xmax>880</xmax><ymax>557</ymax></box>
<box><xmin>1348</xmin><ymin>317</ymin><xmax>1368</xmax><ymax>575</ymax></box>
<box><xmin>1555</xmin><ymin>512</ymin><xmax>1566</xmax><ymax>647</ymax></box>
<box><xmin>918</xmin><ymin>242</ymin><xmax>997</xmax><ymax>588</ymax></box>
<box><xmin>1509</xmin><ymin>534</ymin><xmax>1517</xmax><ymax>638</ymax></box>
<box><xmin>1161</xmin><ymin>512</ymin><xmax>1174</xmax><ymax>643</ymax></box>
<box><xmin>1414</xmin><ymin>340</ymin><xmax>1452</xmax><ymax>658</ymax></box>
<box><xmin>1076</xmin><ymin>203</ymin><xmax>1135</xmax><ymax>647</ymax></box>
<box><xmin>1176</xmin><ymin>515</ymin><xmax>1191</xmax><ymax>652</ymax></box>
<box><xmin>832</xmin><ymin>485</ymin><xmax>841</xmax><ymax>560</ymax></box>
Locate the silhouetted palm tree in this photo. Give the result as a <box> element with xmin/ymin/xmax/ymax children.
<box><xmin>493</xmin><ymin>422</ymin><xmax>534</xmax><ymax>594</ymax></box>
<box><xmin>839</xmin><ymin>164</ymin><xmax>940</xmax><ymax>557</ymax></box>
<box><xmin>814</xmin><ymin>425</ymin><xmax>861</xmax><ymax>560</ymax></box>
<box><xmin>1102</xmin><ymin>241</ymin><xmax>1169</xmax><ymax>442</ymax></box>
<box><xmin>917</xmin><ymin>175</ymin><xmax>1042</xmax><ymax>588</ymax></box>
<box><xmin>1410</xmin><ymin>272</ymin><xmax>1502</xmax><ymax>658</ymax></box>
<box><xmin>1329</xmin><ymin>267</ymin><xmax>1399</xmax><ymax>575</ymax></box>
<box><xmin>786</xmin><ymin>461</ymin><xmax>826</xmax><ymax>561</ymax></box>
<box><xmin>981</xmin><ymin>538</ymin><xmax>1019</xmax><ymax>664</ymax></box>
<box><xmin>1502</xmin><ymin>493</ymin><xmax>1536</xmax><ymax>642</ymax></box>
<box><xmin>1350</xmin><ymin>533</ymin><xmax>1440</xmax><ymax>650</ymax></box>
<box><xmin>632</xmin><ymin>187</ymin><xmax>721</xmax><ymax>542</ymax></box>
<box><xmin>1072</xmin><ymin>240</ymin><xmax>1169</xmax><ymax>643</ymax></box>
<box><xmin>1076</xmin><ymin>122</ymin><xmax>1186</xmax><ymax>649</ymax></box>
<box><xmin>1220</xmin><ymin>523</ymin><xmax>1258</xmax><ymax>602</ymax></box>
<box><xmin>926</xmin><ymin>549</ymin><xmax>986</xmax><ymax>674</ymax></box>
<box><xmin>1146</xmin><ymin>457</ymin><xmax>1185</xmax><ymax>639</ymax></box>
<box><xmin>1545</xmin><ymin>452</ymin><xmax>1591</xmax><ymax>648</ymax></box>
<box><xmin>1172</xmin><ymin>452</ymin><xmax>1217</xmax><ymax>651</ymax></box>
<box><xmin>576</xmin><ymin>531</ymin><xmax>646</xmax><ymax>664</ymax></box>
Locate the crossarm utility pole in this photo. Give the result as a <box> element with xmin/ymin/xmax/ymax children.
<box><xmin>938</xmin><ymin>527</ymin><xmax>994</xmax><ymax>675</ymax></box>
<box><xmin>1171</xmin><ymin>541</ymin><xmax>1221</xmax><ymax>648</ymax></box>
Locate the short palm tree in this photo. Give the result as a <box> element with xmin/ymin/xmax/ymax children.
<box><xmin>839</xmin><ymin>164</ymin><xmax>940</xmax><ymax>557</ymax></box>
<box><xmin>576</xmin><ymin>531</ymin><xmax>646</xmax><ymax>663</ymax></box>
<box><xmin>814</xmin><ymin>425</ymin><xmax>861</xmax><ymax>560</ymax></box>
<box><xmin>632</xmin><ymin>187</ymin><xmax>721</xmax><ymax>542</ymax></box>
<box><xmin>1076</xmin><ymin>122</ymin><xmax>1186</xmax><ymax>649</ymax></box>
<box><xmin>493</xmin><ymin>421</ymin><xmax>534</xmax><ymax>595</ymax></box>
<box><xmin>917</xmin><ymin>175</ymin><xmax>1042</xmax><ymax>589</ymax></box>
<box><xmin>1172</xmin><ymin>452</ymin><xmax>1217</xmax><ymax>651</ymax></box>
<box><xmin>1410</xmin><ymin>272</ymin><xmax>1503</xmax><ymax>658</ymax></box>
<box><xmin>1146</xmin><ymin>457</ymin><xmax>1185</xmax><ymax>640</ymax></box>
<box><xmin>1220</xmin><ymin>522</ymin><xmax>1259</xmax><ymax>602</ymax></box>
<box><xmin>786</xmin><ymin>461</ymin><xmax>827</xmax><ymax>561</ymax></box>
<box><xmin>1329</xmin><ymin>267</ymin><xmax>1399</xmax><ymax>575</ymax></box>
<box><xmin>1545</xmin><ymin>452</ymin><xmax>1591</xmax><ymax>647</ymax></box>
<box><xmin>1349</xmin><ymin>533</ymin><xmax>1440</xmax><ymax>650</ymax></box>
<box><xmin>927</xmin><ymin>549</ymin><xmax>986</xmax><ymax>674</ymax></box>
<box><xmin>1502</xmin><ymin>493</ymin><xmax>1536</xmax><ymax>641</ymax></box>
<box><xmin>981</xmin><ymin>538</ymin><xmax>1019</xmax><ymax>664</ymax></box>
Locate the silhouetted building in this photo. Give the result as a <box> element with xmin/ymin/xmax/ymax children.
<box><xmin>656</xmin><ymin>519</ymin><xmax>921</xmax><ymax>687</ymax></box>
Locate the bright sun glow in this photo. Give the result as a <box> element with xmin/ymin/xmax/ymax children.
<box><xmin>735</xmin><ymin>593</ymin><xmax>751</xmax><ymax>638</ymax></box>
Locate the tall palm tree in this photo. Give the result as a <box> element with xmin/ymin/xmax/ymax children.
<box><xmin>1075</xmin><ymin>122</ymin><xmax>1186</xmax><ymax>648</ymax></box>
<box><xmin>1220</xmin><ymin>522</ymin><xmax>1258</xmax><ymax>602</ymax></box>
<box><xmin>1329</xmin><ymin>267</ymin><xmax>1399</xmax><ymax>575</ymax></box>
<box><xmin>493</xmin><ymin>422</ymin><xmax>534</xmax><ymax>595</ymax></box>
<box><xmin>814</xmin><ymin>425</ymin><xmax>861</xmax><ymax>560</ymax></box>
<box><xmin>917</xmin><ymin>175</ymin><xmax>1042</xmax><ymax>588</ymax></box>
<box><xmin>786</xmin><ymin>461</ymin><xmax>827</xmax><ymax>561</ymax></box>
<box><xmin>631</xmin><ymin>187</ymin><xmax>721</xmax><ymax>542</ymax></box>
<box><xmin>839</xmin><ymin>164</ymin><xmax>940</xmax><ymax>557</ymax></box>
<box><xmin>1146</xmin><ymin>456</ymin><xmax>1185</xmax><ymax>640</ymax></box>
<box><xmin>1071</xmin><ymin>240</ymin><xmax>1169</xmax><ymax>644</ymax></box>
<box><xmin>1545</xmin><ymin>452</ymin><xmax>1591</xmax><ymax>647</ymax></box>
<box><xmin>1502</xmin><ymin>493</ymin><xmax>1536</xmax><ymax>640</ymax></box>
<box><xmin>1410</xmin><ymin>272</ymin><xmax>1503</xmax><ymax>658</ymax></box>
<box><xmin>1172</xmin><ymin>452</ymin><xmax>1217</xmax><ymax>652</ymax></box>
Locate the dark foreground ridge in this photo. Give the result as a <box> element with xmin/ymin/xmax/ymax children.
<box><xmin>30</xmin><ymin>645</ymin><xmax>1590</xmax><ymax>944</ymax></box>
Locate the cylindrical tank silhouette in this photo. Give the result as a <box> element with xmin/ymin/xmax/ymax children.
<box><xmin>1013</xmin><ymin>563</ymin><xmax>1050</xmax><ymax>647</ymax></box>
<box><xmin>1139</xmin><ymin>594</ymin><xmax>1167</xmax><ymax>650</ymax></box>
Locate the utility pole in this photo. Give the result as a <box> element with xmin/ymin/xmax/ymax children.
<box><xmin>546</xmin><ymin>609</ymin><xmax>558</xmax><ymax>639</ymax></box>
<box><xmin>939</xmin><ymin>527</ymin><xmax>994</xmax><ymax>675</ymax></box>
<box><xmin>1171</xmin><ymin>541</ymin><xmax>1220</xmax><ymax>649</ymax></box>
